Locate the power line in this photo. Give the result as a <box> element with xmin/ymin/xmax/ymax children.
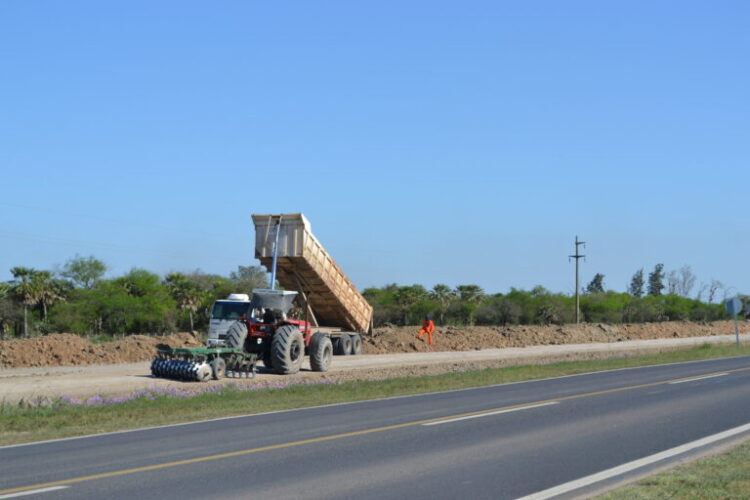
<box><xmin>569</xmin><ymin>236</ymin><xmax>585</xmax><ymax>324</ymax></box>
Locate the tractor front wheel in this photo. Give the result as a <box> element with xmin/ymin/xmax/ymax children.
<box><xmin>225</xmin><ymin>322</ymin><xmax>248</xmax><ymax>350</ymax></box>
<box><xmin>271</xmin><ymin>325</ymin><xmax>304</xmax><ymax>374</ymax></box>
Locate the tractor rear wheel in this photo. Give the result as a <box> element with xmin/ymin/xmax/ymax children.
<box><xmin>350</xmin><ymin>334</ymin><xmax>363</xmax><ymax>355</ymax></box>
<box><xmin>271</xmin><ymin>325</ymin><xmax>304</xmax><ymax>374</ymax></box>
<box><xmin>225</xmin><ymin>322</ymin><xmax>248</xmax><ymax>350</ymax></box>
<box><xmin>335</xmin><ymin>334</ymin><xmax>352</xmax><ymax>355</ymax></box>
<box><xmin>309</xmin><ymin>333</ymin><xmax>333</xmax><ymax>372</ymax></box>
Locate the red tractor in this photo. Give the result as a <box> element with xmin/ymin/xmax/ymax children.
<box><xmin>222</xmin><ymin>289</ymin><xmax>333</xmax><ymax>374</ymax></box>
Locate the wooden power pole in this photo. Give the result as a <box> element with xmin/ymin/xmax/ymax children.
<box><xmin>569</xmin><ymin>236</ymin><xmax>585</xmax><ymax>323</ymax></box>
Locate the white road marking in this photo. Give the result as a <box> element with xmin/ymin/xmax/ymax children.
<box><xmin>422</xmin><ymin>402</ymin><xmax>559</xmax><ymax>426</ymax></box>
<box><xmin>0</xmin><ymin>486</ymin><xmax>69</xmax><ymax>499</ymax></box>
<box><xmin>669</xmin><ymin>373</ymin><xmax>728</xmax><ymax>384</ymax></box>
<box><xmin>517</xmin><ymin>421</ymin><xmax>750</xmax><ymax>500</ymax></box>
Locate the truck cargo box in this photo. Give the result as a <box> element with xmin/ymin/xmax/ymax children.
<box><xmin>251</xmin><ymin>213</ymin><xmax>373</xmax><ymax>334</ymax></box>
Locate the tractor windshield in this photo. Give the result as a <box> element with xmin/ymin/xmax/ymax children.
<box><xmin>211</xmin><ymin>301</ymin><xmax>251</xmax><ymax>321</ymax></box>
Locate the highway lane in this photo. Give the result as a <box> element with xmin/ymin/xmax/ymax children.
<box><xmin>1</xmin><ymin>356</ymin><xmax>750</xmax><ymax>499</ymax></box>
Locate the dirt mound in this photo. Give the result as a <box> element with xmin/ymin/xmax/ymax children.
<box><xmin>0</xmin><ymin>333</ymin><xmax>202</xmax><ymax>368</ymax></box>
<box><xmin>364</xmin><ymin>320</ymin><xmax>747</xmax><ymax>354</ymax></box>
<box><xmin>0</xmin><ymin>321</ymin><xmax>745</xmax><ymax>369</ymax></box>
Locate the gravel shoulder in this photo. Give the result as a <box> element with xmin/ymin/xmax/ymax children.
<box><xmin>3</xmin><ymin>333</ymin><xmax>747</xmax><ymax>404</ymax></box>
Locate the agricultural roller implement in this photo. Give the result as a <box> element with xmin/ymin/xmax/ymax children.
<box><xmin>151</xmin><ymin>346</ymin><xmax>257</xmax><ymax>381</ymax></box>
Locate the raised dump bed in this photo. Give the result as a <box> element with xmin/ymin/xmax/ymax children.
<box><xmin>251</xmin><ymin>213</ymin><xmax>373</xmax><ymax>334</ymax></box>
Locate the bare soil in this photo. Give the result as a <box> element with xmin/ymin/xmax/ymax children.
<box><xmin>367</xmin><ymin>320</ymin><xmax>748</xmax><ymax>354</ymax></box>
<box><xmin>0</xmin><ymin>333</ymin><xmax>202</xmax><ymax>369</ymax></box>
<box><xmin>0</xmin><ymin>321</ymin><xmax>746</xmax><ymax>403</ymax></box>
<box><xmin>1</xmin><ymin>321</ymin><xmax>744</xmax><ymax>369</ymax></box>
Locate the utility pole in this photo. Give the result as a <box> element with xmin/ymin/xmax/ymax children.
<box><xmin>569</xmin><ymin>236</ymin><xmax>585</xmax><ymax>323</ymax></box>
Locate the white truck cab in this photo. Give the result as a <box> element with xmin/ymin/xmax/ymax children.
<box><xmin>206</xmin><ymin>294</ymin><xmax>252</xmax><ymax>347</ymax></box>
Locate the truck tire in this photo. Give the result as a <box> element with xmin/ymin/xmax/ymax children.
<box><xmin>350</xmin><ymin>334</ymin><xmax>363</xmax><ymax>355</ymax></box>
<box><xmin>335</xmin><ymin>334</ymin><xmax>352</xmax><ymax>355</ymax></box>
<box><xmin>225</xmin><ymin>321</ymin><xmax>248</xmax><ymax>350</ymax></box>
<box><xmin>309</xmin><ymin>333</ymin><xmax>333</xmax><ymax>372</ymax></box>
<box><xmin>271</xmin><ymin>325</ymin><xmax>304</xmax><ymax>374</ymax></box>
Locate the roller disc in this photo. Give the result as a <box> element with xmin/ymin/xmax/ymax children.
<box><xmin>196</xmin><ymin>362</ymin><xmax>212</xmax><ymax>382</ymax></box>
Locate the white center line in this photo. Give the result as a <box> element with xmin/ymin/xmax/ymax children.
<box><xmin>669</xmin><ymin>373</ymin><xmax>728</xmax><ymax>384</ymax></box>
<box><xmin>423</xmin><ymin>402</ymin><xmax>559</xmax><ymax>426</ymax></box>
<box><xmin>0</xmin><ymin>486</ymin><xmax>69</xmax><ymax>499</ymax></box>
<box><xmin>517</xmin><ymin>421</ymin><xmax>750</xmax><ymax>500</ymax></box>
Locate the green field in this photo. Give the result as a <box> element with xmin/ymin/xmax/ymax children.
<box><xmin>2</xmin><ymin>343</ymin><xmax>749</xmax><ymax>446</ymax></box>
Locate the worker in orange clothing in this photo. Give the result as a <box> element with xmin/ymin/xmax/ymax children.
<box><xmin>417</xmin><ymin>315</ymin><xmax>435</xmax><ymax>345</ymax></box>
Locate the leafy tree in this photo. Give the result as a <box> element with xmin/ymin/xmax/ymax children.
<box><xmin>60</xmin><ymin>255</ymin><xmax>107</xmax><ymax>289</ymax></box>
<box><xmin>394</xmin><ymin>285</ymin><xmax>428</xmax><ymax>325</ymax></box>
<box><xmin>363</xmin><ymin>285</ymin><xmax>401</xmax><ymax>326</ymax></box>
<box><xmin>430</xmin><ymin>284</ymin><xmax>455</xmax><ymax>325</ymax></box>
<box><xmin>628</xmin><ymin>269</ymin><xmax>644</xmax><ymax>298</ymax></box>
<box><xmin>10</xmin><ymin>267</ymin><xmax>39</xmax><ymax>336</ymax></box>
<box><xmin>647</xmin><ymin>264</ymin><xmax>665</xmax><ymax>297</ymax></box>
<box><xmin>0</xmin><ymin>283</ymin><xmax>16</xmax><ymax>338</ymax></box>
<box><xmin>475</xmin><ymin>295</ymin><xmax>522</xmax><ymax>326</ymax></box>
<box><xmin>229</xmin><ymin>265</ymin><xmax>269</xmax><ymax>294</ymax></box>
<box><xmin>585</xmin><ymin>273</ymin><xmax>605</xmax><ymax>294</ymax></box>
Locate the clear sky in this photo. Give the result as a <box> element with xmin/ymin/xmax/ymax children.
<box><xmin>2</xmin><ymin>1</ymin><xmax>748</xmax><ymax>296</ymax></box>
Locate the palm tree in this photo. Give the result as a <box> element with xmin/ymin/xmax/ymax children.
<box><xmin>430</xmin><ymin>284</ymin><xmax>455</xmax><ymax>325</ymax></box>
<box><xmin>33</xmin><ymin>271</ymin><xmax>67</xmax><ymax>322</ymax></box>
<box><xmin>10</xmin><ymin>267</ymin><xmax>40</xmax><ymax>337</ymax></box>
<box><xmin>165</xmin><ymin>273</ymin><xmax>205</xmax><ymax>332</ymax></box>
<box><xmin>456</xmin><ymin>284</ymin><xmax>485</xmax><ymax>325</ymax></box>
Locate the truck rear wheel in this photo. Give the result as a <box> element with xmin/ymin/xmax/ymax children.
<box><xmin>335</xmin><ymin>334</ymin><xmax>352</xmax><ymax>355</ymax></box>
<box><xmin>271</xmin><ymin>325</ymin><xmax>304</xmax><ymax>374</ymax></box>
<box><xmin>226</xmin><ymin>322</ymin><xmax>248</xmax><ymax>350</ymax></box>
<box><xmin>309</xmin><ymin>333</ymin><xmax>333</xmax><ymax>372</ymax></box>
<box><xmin>350</xmin><ymin>334</ymin><xmax>362</xmax><ymax>355</ymax></box>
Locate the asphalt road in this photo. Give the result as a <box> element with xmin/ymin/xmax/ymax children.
<box><xmin>2</xmin><ymin>355</ymin><xmax>750</xmax><ymax>499</ymax></box>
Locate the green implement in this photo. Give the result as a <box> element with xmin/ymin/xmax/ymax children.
<box><xmin>151</xmin><ymin>346</ymin><xmax>258</xmax><ymax>382</ymax></box>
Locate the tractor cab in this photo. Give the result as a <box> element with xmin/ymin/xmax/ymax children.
<box><xmin>245</xmin><ymin>289</ymin><xmax>311</xmax><ymax>339</ymax></box>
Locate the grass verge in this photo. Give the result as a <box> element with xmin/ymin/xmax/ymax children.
<box><xmin>597</xmin><ymin>439</ymin><xmax>750</xmax><ymax>499</ymax></box>
<box><xmin>1</xmin><ymin>343</ymin><xmax>749</xmax><ymax>447</ymax></box>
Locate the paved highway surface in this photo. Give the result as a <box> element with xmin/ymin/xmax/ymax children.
<box><xmin>2</xmin><ymin>355</ymin><xmax>750</xmax><ymax>499</ymax></box>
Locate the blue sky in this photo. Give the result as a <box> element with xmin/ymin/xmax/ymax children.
<box><xmin>1</xmin><ymin>1</ymin><xmax>748</xmax><ymax>297</ymax></box>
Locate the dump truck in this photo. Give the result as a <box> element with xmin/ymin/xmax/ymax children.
<box><xmin>151</xmin><ymin>213</ymin><xmax>373</xmax><ymax>381</ymax></box>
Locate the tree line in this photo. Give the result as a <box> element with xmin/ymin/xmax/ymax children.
<box><xmin>364</xmin><ymin>263</ymin><xmax>736</xmax><ymax>327</ymax></box>
<box><xmin>0</xmin><ymin>255</ymin><xmax>267</xmax><ymax>338</ymax></box>
<box><xmin>0</xmin><ymin>257</ymin><xmax>739</xmax><ymax>338</ymax></box>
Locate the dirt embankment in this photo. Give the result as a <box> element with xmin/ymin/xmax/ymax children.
<box><xmin>367</xmin><ymin>320</ymin><xmax>748</xmax><ymax>354</ymax></box>
<box><xmin>0</xmin><ymin>333</ymin><xmax>202</xmax><ymax>369</ymax></box>
<box><xmin>0</xmin><ymin>321</ymin><xmax>745</xmax><ymax>369</ymax></box>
